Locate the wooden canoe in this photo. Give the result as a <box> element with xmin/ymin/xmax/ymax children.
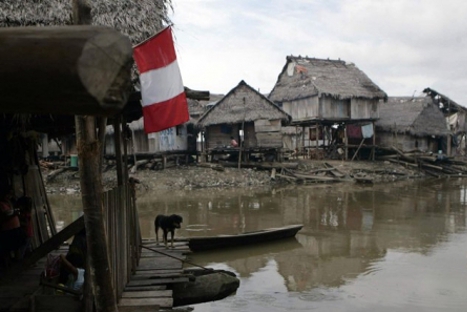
<box><xmin>188</xmin><ymin>224</ymin><xmax>303</xmax><ymax>252</ymax></box>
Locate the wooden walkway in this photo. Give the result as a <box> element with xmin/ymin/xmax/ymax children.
<box><xmin>0</xmin><ymin>242</ymin><xmax>192</xmax><ymax>312</ymax></box>
<box><xmin>118</xmin><ymin>240</ymin><xmax>191</xmax><ymax>311</ymax></box>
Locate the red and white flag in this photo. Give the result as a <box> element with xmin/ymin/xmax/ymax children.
<box><xmin>133</xmin><ymin>26</ymin><xmax>189</xmax><ymax>133</ymax></box>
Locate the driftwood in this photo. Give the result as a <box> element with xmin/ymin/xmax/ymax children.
<box><xmin>197</xmin><ymin>163</ymin><xmax>225</xmax><ymax>171</ymax></box>
<box><xmin>47</xmin><ymin>167</ymin><xmax>73</xmax><ymax>181</ymax></box>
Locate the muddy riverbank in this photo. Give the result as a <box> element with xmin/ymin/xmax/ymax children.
<box><xmin>44</xmin><ymin>159</ymin><xmax>423</xmax><ymax>194</ymax></box>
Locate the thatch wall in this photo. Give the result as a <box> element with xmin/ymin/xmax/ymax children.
<box><xmin>197</xmin><ymin>80</ymin><xmax>291</xmax><ymax>127</ymax></box>
<box><xmin>377</xmin><ymin>132</ymin><xmax>433</xmax><ymax>152</ymax></box>
<box><xmin>269</xmin><ymin>56</ymin><xmax>387</xmax><ymax>103</ymax></box>
<box><xmin>375</xmin><ymin>97</ymin><xmax>450</xmax><ymax>137</ymax></box>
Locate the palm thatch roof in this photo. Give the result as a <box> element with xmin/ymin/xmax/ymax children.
<box><xmin>375</xmin><ymin>96</ymin><xmax>450</xmax><ymax>137</ymax></box>
<box><xmin>269</xmin><ymin>56</ymin><xmax>387</xmax><ymax>103</ymax></box>
<box><xmin>0</xmin><ymin>0</ymin><xmax>171</xmax><ymax>45</ymax></box>
<box><xmin>197</xmin><ymin>80</ymin><xmax>291</xmax><ymax>127</ymax></box>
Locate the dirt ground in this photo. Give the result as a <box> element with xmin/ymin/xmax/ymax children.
<box><xmin>44</xmin><ymin>159</ymin><xmax>423</xmax><ymax>194</ymax></box>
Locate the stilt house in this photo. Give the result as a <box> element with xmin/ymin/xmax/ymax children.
<box><xmin>269</xmin><ymin>56</ymin><xmax>387</xmax><ymax>160</ymax></box>
<box><xmin>375</xmin><ymin>97</ymin><xmax>450</xmax><ymax>153</ymax></box>
<box><xmin>424</xmin><ymin>88</ymin><xmax>467</xmax><ymax>156</ymax></box>
<box><xmin>197</xmin><ymin>80</ymin><xmax>291</xmax><ymax>161</ymax></box>
<box><xmin>105</xmin><ymin>99</ymin><xmax>202</xmax><ymax>156</ymax></box>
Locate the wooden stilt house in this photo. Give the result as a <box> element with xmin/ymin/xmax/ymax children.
<box><xmin>423</xmin><ymin>88</ymin><xmax>467</xmax><ymax>157</ymax></box>
<box><xmin>269</xmin><ymin>56</ymin><xmax>387</xmax><ymax>160</ymax></box>
<box><xmin>375</xmin><ymin>96</ymin><xmax>451</xmax><ymax>153</ymax></box>
<box><xmin>197</xmin><ymin>80</ymin><xmax>291</xmax><ymax>162</ymax></box>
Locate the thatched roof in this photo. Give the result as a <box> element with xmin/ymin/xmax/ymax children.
<box><xmin>375</xmin><ymin>96</ymin><xmax>450</xmax><ymax>137</ymax></box>
<box><xmin>269</xmin><ymin>56</ymin><xmax>387</xmax><ymax>103</ymax></box>
<box><xmin>197</xmin><ymin>80</ymin><xmax>291</xmax><ymax>127</ymax></box>
<box><xmin>0</xmin><ymin>0</ymin><xmax>171</xmax><ymax>45</ymax></box>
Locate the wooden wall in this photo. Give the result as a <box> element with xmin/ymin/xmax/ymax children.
<box><xmin>205</xmin><ymin>120</ymin><xmax>283</xmax><ymax>149</ymax></box>
<box><xmin>282</xmin><ymin>97</ymin><xmax>319</xmax><ymax>122</ymax></box>
<box><xmin>205</xmin><ymin>124</ymin><xmax>240</xmax><ymax>149</ymax></box>
<box><xmin>377</xmin><ymin>132</ymin><xmax>431</xmax><ymax>152</ymax></box>
<box><xmin>105</xmin><ymin>124</ymin><xmax>189</xmax><ymax>155</ymax></box>
<box><xmin>351</xmin><ymin>98</ymin><xmax>379</xmax><ymax>119</ymax></box>
<box><xmin>281</xmin><ymin>96</ymin><xmax>379</xmax><ymax>122</ymax></box>
<box><xmin>254</xmin><ymin>119</ymin><xmax>283</xmax><ymax>148</ymax></box>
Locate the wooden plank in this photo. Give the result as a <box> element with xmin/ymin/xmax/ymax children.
<box><xmin>137</xmin><ymin>258</ymin><xmax>184</xmax><ymax>270</ymax></box>
<box><xmin>30</xmin><ymin>295</ymin><xmax>82</xmax><ymax>312</ymax></box>
<box><xmin>127</xmin><ymin>277</ymin><xmax>190</xmax><ymax>286</ymax></box>
<box><xmin>121</xmin><ymin>290</ymin><xmax>172</xmax><ymax>298</ymax></box>
<box><xmin>134</xmin><ymin>269</ymin><xmax>183</xmax><ymax>275</ymax></box>
<box><xmin>118</xmin><ymin>297</ymin><xmax>172</xmax><ymax>308</ymax></box>
<box><xmin>131</xmin><ymin>273</ymin><xmax>193</xmax><ymax>281</ymax></box>
<box><xmin>124</xmin><ymin>286</ymin><xmax>166</xmax><ymax>292</ymax></box>
<box><xmin>0</xmin><ymin>26</ymin><xmax>132</xmax><ymax>116</ymax></box>
<box><xmin>118</xmin><ymin>306</ymin><xmax>159</xmax><ymax>312</ymax></box>
<box><xmin>1</xmin><ymin>217</ymin><xmax>84</xmax><ymax>281</ymax></box>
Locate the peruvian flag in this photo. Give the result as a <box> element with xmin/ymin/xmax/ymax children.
<box><xmin>133</xmin><ymin>26</ymin><xmax>189</xmax><ymax>133</ymax></box>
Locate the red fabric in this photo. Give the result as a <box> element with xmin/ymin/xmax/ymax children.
<box><xmin>133</xmin><ymin>27</ymin><xmax>177</xmax><ymax>73</ymax></box>
<box><xmin>0</xmin><ymin>200</ymin><xmax>20</xmax><ymax>230</ymax></box>
<box><xmin>142</xmin><ymin>93</ymin><xmax>189</xmax><ymax>133</ymax></box>
<box><xmin>347</xmin><ymin>124</ymin><xmax>362</xmax><ymax>139</ymax></box>
<box><xmin>134</xmin><ymin>26</ymin><xmax>189</xmax><ymax>134</ymax></box>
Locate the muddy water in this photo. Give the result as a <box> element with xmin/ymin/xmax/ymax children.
<box><xmin>49</xmin><ymin>178</ymin><xmax>467</xmax><ymax>312</ymax></box>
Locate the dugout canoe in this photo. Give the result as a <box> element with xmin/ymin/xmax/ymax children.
<box><xmin>187</xmin><ymin>224</ymin><xmax>303</xmax><ymax>252</ymax></box>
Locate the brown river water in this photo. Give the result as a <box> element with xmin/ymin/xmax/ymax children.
<box><xmin>50</xmin><ymin>178</ymin><xmax>467</xmax><ymax>312</ymax></box>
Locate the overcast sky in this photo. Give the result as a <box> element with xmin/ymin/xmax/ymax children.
<box><xmin>170</xmin><ymin>0</ymin><xmax>467</xmax><ymax>105</ymax></box>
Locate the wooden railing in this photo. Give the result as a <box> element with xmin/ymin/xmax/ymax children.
<box><xmin>102</xmin><ymin>183</ymin><xmax>142</xmax><ymax>299</ymax></box>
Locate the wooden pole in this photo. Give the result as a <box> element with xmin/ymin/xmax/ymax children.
<box><xmin>344</xmin><ymin>125</ymin><xmax>348</xmax><ymax>160</ymax></box>
<box><xmin>73</xmin><ymin>1</ymin><xmax>119</xmax><ymax>311</ymax></box>
<box><xmin>238</xmin><ymin>98</ymin><xmax>246</xmax><ymax>169</ymax></box>
<box><xmin>113</xmin><ymin>117</ymin><xmax>124</xmax><ymax>186</ymax></box>
<box><xmin>351</xmin><ymin>138</ymin><xmax>365</xmax><ymax>161</ymax></box>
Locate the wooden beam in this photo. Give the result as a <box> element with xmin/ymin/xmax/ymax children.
<box><xmin>0</xmin><ymin>26</ymin><xmax>133</xmax><ymax>116</ymax></box>
<box><xmin>1</xmin><ymin>216</ymin><xmax>84</xmax><ymax>281</ymax></box>
<box><xmin>184</xmin><ymin>87</ymin><xmax>210</xmax><ymax>101</ymax></box>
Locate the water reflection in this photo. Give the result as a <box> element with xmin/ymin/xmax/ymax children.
<box><xmin>49</xmin><ymin>178</ymin><xmax>467</xmax><ymax>312</ymax></box>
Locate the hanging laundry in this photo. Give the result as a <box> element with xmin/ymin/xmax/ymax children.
<box><xmin>361</xmin><ymin>124</ymin><xmax>374</xmax><ymax>139</ymax></box>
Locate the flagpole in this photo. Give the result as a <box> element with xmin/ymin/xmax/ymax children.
<box><xmin>132</xmin><ymin>24</ymin><xmax>173</xmax><ymax>49</ymax></box>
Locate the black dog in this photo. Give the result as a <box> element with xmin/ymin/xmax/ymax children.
<box><xmin>154</xmin><ymin>214</ymin><xmax>183</xmax><ymax>248</ymax></box>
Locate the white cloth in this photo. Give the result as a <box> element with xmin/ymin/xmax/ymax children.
<box><xmin>66</xmin><ymin>268</ymin><xmax>85</xmax><ymax>291</ymax></box>
<box><xmin>361</xmin><ymin>124</ymin><xmax>374</xmax><ymax>139</ymax></box>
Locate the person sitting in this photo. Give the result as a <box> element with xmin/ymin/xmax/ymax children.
<box><xmin>230</xmin><ymin>136</ymin><xmax>239</xmax><ymax>147</ymax></box>
<box><xmin>17</xmin><ymin>196</ymin><xmax>33</xmax><ymax>260</ymax></box>
<box><xmin>58</xmin><ymin>254</ymin><xmax>85</xmax><ymax>292</ymax></box>
<box><xmin>0</xmin><ymin>191</ymin><xmax>26</xmax><ymax>267</ymax></box>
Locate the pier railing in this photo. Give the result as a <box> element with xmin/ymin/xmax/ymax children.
<box><xmin>103</xmin><ymin>183</ymin><xmax>142</xmax><ymax>299</ymax></box>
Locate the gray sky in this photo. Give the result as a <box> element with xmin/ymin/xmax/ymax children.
<box><xmin>170</xmin><ymin>0</ymin><xmax>467</xmax><ymax>105</ymax></box>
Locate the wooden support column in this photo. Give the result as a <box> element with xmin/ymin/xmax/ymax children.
<box><xmin>302</xmin><ymin>126</ymin><xmax>305</xmax><ymax>157</ymax></box>
<box><xmin>113</xmin><ymin>116</ymin><xmax>124</xmax><ymax>186</ymax></box>
<box><xmin>73</xmin><ymin>1</ymin><xmax>121</xmax><ymax>311</ymax></box>
<box><xmin>344</xmin><ymin>125</ymin><xmax>348</xmax><ymax>160</ymax></box>
<box><xmin>447</xmin><ymin>134</ymin><xmax>452</xmax><ymax>156</ymax></box>
<box><xmin>372</xmin><ymin>122</ymin><xmax>376</xmax><ymax>161</ymax></box>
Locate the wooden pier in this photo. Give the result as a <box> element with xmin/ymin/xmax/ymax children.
<box><xmin>118</xmin><ymin>241</ymin><xmax>191</xmax><ymax>311</ymax></box>
<box><xmin>0</xmin><ymin>241</ymin><xmax>192</xmax><ymax>312</ymax></box>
